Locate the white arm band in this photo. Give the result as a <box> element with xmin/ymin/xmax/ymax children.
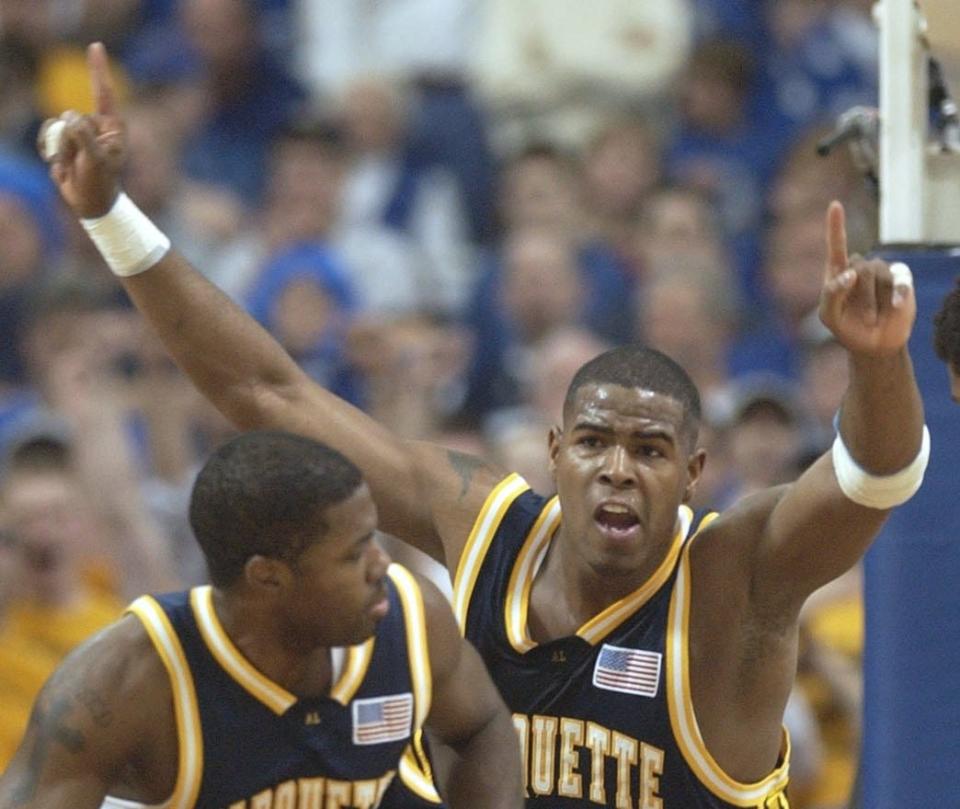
<box><xmin>80</xmin><ymin>192</ymin><xmax>171</xmax><ymax>277</ymax></box>
<box><xmin>831</xmin><ymin>426</ymin><xmax>930</xmax><ymax>509</ymax></box>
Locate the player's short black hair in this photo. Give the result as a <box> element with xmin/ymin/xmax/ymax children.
<box><xmin>563</xmin><ymin>344</ymin><xmax>702</xmax><ymax>446</ymax></box>
<box><xmin>933</xmin><ymin>278</ymin><xmax>960</xmax><ymax>373</ymax></box>
<box><xmin>190</xmin><ymin>430</ymin><xmax>364</xmax><ymax>587</ymax></box>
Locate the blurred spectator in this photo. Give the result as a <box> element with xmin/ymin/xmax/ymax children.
<box><xmin>689</xmin><ymin>0</ymin><xmax>765</xmax><ymax>49</ymax></box>
<box><xmin>710</xmin><ymin>373</ymin><xmax>810</xmax><ymax>508</ymax></box>
<box><xmin>0</xmin><ymin>34</ymin><xmax>44</xmax><ymax>159</ymax></box>
<box><xmin>799</xmin><ymin>328</ymin><xmax>850</xmax><ymax>454</ymax></box>
<box><xmin>461</xmin><ymin>144</ymin><xmax>634</xmax><ymax>423</ymax></box>
<box><xmin>761</xmin><ymin>0</ymin><xmax>877</xmax><ymax>137</ymax></box>
<box><xmin>294</xmin><ymin>0</ymin><xmax>497</xmax><ymax>244</ymax></box>
<box><xmin>636</xmin><ymin>257</ymin><xmax>740</xmax><ymax>405</ymax></box>
<box><xmin>580</xmin><ymin>116</ymin><xmax>662</xmax><ymax>261</ymax></box>
<box><xmin>633</xmin><ymin>183</ymin><xmax>728</xmax><ymax>278</ymax></box>
<box><xmin>9</xmin><ymin>278</ymin><xmax>176</xmax><ymax>596</ymax></box>
<box><xmin>347</xmin><ymin>314</ymin><xmax>470</xmax><ymax>442</ymax></box>
<box><xmin>461</xmin><ymin>226</ymin><xmax>606</xmax><ymax>425</ymax></box>
<box><xmin>178</xmin><ymin>0</ymin><xmax>306</xmax><ymax>202</ymax></box>
<box><xmin>737</xmin><ymin>206</ymin><xmax>831</xmax><ymax>380</ymax></box>
<box><xmin>664</xmin><ymin>38</ymin><xmax>786</xmax><ymax>305</ymax></box>
<box><xmin>0</xmin><ymin>154</ymin><xmax>64</xmax><ymax>390</ymax></box>
<box><xmin>245</xmin><ymin>243</ymin><xmax>364</xmax><ymax>406</ymax></box>
<box><xmin>472</xmin><ymin>0</ymin><xmax>692</xmax><ymax>150</ymax></box>
<box><xmin>0</xmin><ymin>518</ymin><xmax>61</xmax><ymax>767</ymax></box>
<box><xmin>482</xmin><ymin>326</ymin><xmax>611</xmax><ymax>495</ymax></box>
<box><xmin>526</xmin><ymin>327</ymin><xmax>611</xmax><ymax>426</ymax></box>
<box><xmin>337</xmin><ymin>77</ymin><xmax>475</xmax><ymax>313</ymax></box>
<box><xmin>214</xmin><ymin>119</ymin><xmax>430</xmax><ymax>315</ymax></box>
<box><xmin>0</xmin><ymin>430</ymin><xmax>125</xmax><ymax>767</ymax></box>
<box><xmin>767</xmin><ymin>123</ymin><xmax>877</xmax><ymax>251</ymax></box>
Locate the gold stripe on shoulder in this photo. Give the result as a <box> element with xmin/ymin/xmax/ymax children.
<box><xmin>504</xmin><ymin>496</ymin><xmax>561</xmax><ymax>652</ymax></box>
<box><xmin>190</xmin><ymin>586</ymin><xmax>296</xmax><ymax>715</ymax></box>
<box><xmin>665</xmin><ymin>547</ymin><xmax>791</xmax><ymax>805</ymax></box>
<box><xmin>452</xmin><ymin>474</ymin><xmax>530</xmax><ymax>632</ymax></box>
<box><xmin>127</xmin><ymin>596</ymin><xmax>203</xmax><ymax>809</ymax></box>
<box><xmin>387</xmin><ymin>564</ymin><xmax>432</xmax><ymax>729</ymax></box>
<box><xmin>577</xmin><ymin>505</ymin><xmax>692</xmax><ymax>645</ymax></box>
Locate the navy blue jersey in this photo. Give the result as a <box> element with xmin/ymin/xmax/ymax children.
<box><xmin>124</xmin><ymin>563</ymin><xmax>431</xmax><ymax>809</ymax></box>
<box><xmin>394</xmin><ymin>474</ymin><xmax>791</xmax><ymax>808</ymax></box>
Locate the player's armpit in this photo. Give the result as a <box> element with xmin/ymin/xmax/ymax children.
<box><xmin>0</xmin><ymin>617</ymin><xmax>168</xmax><ymax>809</ymax></box>
<box><xmin>416</xmin><ymin>577</ymin><xmax>523</xmax><ymax>809</ymax></box>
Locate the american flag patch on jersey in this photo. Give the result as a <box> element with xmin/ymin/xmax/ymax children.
<box><xmin>592</xmin><ymin>644</ymin><xmax>661</xmax><ymax>697</ymax></box>
<box><xmin>352</xmin><ymin>693</ymin><xmax>414</xmax><ymax>745</ymax></box>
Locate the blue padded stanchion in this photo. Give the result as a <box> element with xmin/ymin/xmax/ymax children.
<box><xmin>860</xmin><ymin>248</ymin><xmax>960</xmax><ymax>808</ymax></box>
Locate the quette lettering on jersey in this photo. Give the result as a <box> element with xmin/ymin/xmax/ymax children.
<box><xmin>225</xmin><ymin>772</ymin><xmax>396</xmax><ymax>809</ymax></box>
<box><xmin>513</xmin><ymin>713</ymin><xmax>665</xmax><ymax>807</ymax></box>
<box><xmin>512</xmin><ymin>713</ymin><xmax>790</xmax><ymax>808</ymax></box>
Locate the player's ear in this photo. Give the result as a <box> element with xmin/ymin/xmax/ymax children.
<box><xmin>683</xmin><ymin>449</ymin><xmax>706</xmax><ymax>504</ymax></box>
<box><xmin>245</xmin><ymin>555</ymin><xmax>291</xmax><ymax>592</ymax></box>
<box><xmin>548</xmin><ymin>426</ymin><xmax>563</xmax><ymax>477</ymax></box>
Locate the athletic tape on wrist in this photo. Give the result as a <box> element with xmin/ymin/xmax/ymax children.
<box><xmin>831</xmin><ymin>425</ymin><xmax>930</xmax><ymax>509</ymax></box>
<box><xmin>80</xmin><ymin>192</ymin><xmax>171</xmax><ymax>277</ymax></box>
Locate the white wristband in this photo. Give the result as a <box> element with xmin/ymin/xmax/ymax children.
<box><xmin>831</xmin><ymin>426</ymin><xmax>930</xmax><ymax>509</ymax></box>
<box><xmin>80</xmin><ymin>193</ymin><xmax>171</xmax><ymax>277</ymax></box>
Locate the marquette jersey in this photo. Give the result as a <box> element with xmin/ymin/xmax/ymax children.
<box><xmin>108</xmin><ymin>564</ymin><xmax>431</xmax><ymax>809</ymax></box>
<box><xmin>448</xmin><ymin>474</ymin><xmax>791</xmax><ymax>808</ymax></box>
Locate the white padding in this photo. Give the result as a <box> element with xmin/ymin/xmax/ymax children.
<box><xmin>832</xmin><ymin>425</ymin><xmax>930</xmax><ymax>509</ymax></box>
<box><xmin>80</xmin><ymin>193</ymin><xmax>171</xmax><ymax>277</ymax></box>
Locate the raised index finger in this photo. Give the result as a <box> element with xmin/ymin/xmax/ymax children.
<box><xmin>87</xmin><ymin>42</ymin><xmax>116</xmax><ymax>118</ymax></box>
<box><xmin>825</xmin><ymin>200</ymin><xmax>849</xmax><ymax>278</ymax></box>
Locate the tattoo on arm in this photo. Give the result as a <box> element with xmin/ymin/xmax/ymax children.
<box><xmin>447</xmin><ymin>451</ymin><xmax>487</xmax><ymax>500</ymax></box>
<box><xmin>8</xmin><ymin>683</ymin><xmax>113</xmax><ymax>806</ymax></box>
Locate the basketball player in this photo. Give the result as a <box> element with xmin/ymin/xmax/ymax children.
<box><xmin>0</xmin><ymin>431</ymin><xmax>524</xmax><ymax>809</ymax></box>
<box><xmin>933</xmin><ymin>275</ymin><xmax>960</xmax><ymax>400</ymax></box>
<box><xmin>38</xmin><ymin>43</ymin><xmax>928</xmax><ymax>807</ymax></box>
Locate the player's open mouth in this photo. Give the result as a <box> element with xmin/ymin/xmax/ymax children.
<box><xmin>594</xmin><ymin>502</ymin><xmax>641</xmax><ymax>542</ymax></box>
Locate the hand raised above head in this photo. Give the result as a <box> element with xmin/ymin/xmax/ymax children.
<box><xmin>818</xmin><ymin>201</ymin><xmax>916</xmax><ymax>356</ymax></box>
<box><xmin>37</xmin><ymin>42</ymin><xmax>127</xmax><ymax>218</ymax></box>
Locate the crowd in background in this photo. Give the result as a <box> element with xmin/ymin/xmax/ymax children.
<box><xmin>0</xmin><ymin>0</ymin><xmax>891</xmax><ymax>805</ymax></box>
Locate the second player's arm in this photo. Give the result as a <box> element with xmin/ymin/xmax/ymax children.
<box><xmin>417</xmin><ymin>577</ymin><xmax>524</xmax><ymax>808</ymax></box>
<box><xmin>120</xmin><ymin>253</ymin><xmax>501</xmax><ymax>563</ymax></box>
<box><xmin>43</xmin><ymin>42</ymin><xmax>501</xmax><ymax>569</ymax></box>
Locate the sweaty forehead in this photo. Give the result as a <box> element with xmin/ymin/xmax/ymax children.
<box><xmin>565</xmin><ymin>383</ymin><xmax>685</xmax><ymax>429</ymax></box>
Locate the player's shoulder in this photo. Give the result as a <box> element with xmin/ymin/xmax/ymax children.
<box><xmin>22</xmin><ymin>612</ymin><xmax>172</xmax><ymax>766</ymax></box>
<box><xmin>56</xmin><ymin>612</ymin><xmax>169</xmax><ymax>702</ymax></box>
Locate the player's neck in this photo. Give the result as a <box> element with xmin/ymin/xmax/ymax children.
<box><xmin>213</xmin><ymin>590</ymin><xmax>333</xmax><ymax>696</ymax></box>
<box><xmin>528</xmin><ymin>531</ymin><xmax>670</xmax><ymax>641</ymax></box>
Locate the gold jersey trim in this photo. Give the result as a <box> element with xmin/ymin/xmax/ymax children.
<box><xmin>665</xmin><ymin>520</ymin><xmax>792</xmax><ymax>806</ymax></box>
<box><xmin>386</xmin><ymin>564</ymin><xmax>432</xmax><ymax>730</ymax></box>
<box><xmin>328</xmin><ymin>638</ymin><xmax>375</xmax><ymax>706</ymax></box>
<box><xmin>190</xmin><ymin>586</ymin><xmax>376</xmax><ymax>712</ymax></box>
<box><xmin>577</xmin><ymin>505</ymin><xmax>692</xmax><ymax>645</ymax></box>
<box><xmin>397</xmin><ymin>738</ymin><xmax>443</xmax><ymax>803</ymax></box>
<box><xmin>504</xmin><ymin>496</ymin><xmax>560</xmax><ymax>652</ymax></box>
<box><xmin>452</xmin><ymin>474</ymin><xmax>530</xmax><ymax>632</ymax></box>
<box><xmin>127</xmin><ymin>596</ymin><xmax>204</xmax><ymax>809</ymax></box>
<box><xmin>190</xmin><ymin>586</ymin><xmax>297</xmax><ymax>714</ymax></box>
<box><xmin>502</xmin><ymin>503</ymin><xmax>693</xmax><ymax>650</ymax></box>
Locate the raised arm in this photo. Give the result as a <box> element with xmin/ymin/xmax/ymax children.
<box><xmin>416</xmin><ymin>576</ymin><xmax>524</xmax><ymax>808</ymax></box>
<box><xmin>40</xmin><ymin>43</ymin><xmax>502</xmax><ymax>567</ymax></box>
<box><xmin>0</xmin><ymin>618</ymin><xmax>167</xmax><ymax>809</ymax></box>
<box><xmin>720</xmin><ymin>201</ymin><xmax>925</xmax><ymax>611</ymax></box>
